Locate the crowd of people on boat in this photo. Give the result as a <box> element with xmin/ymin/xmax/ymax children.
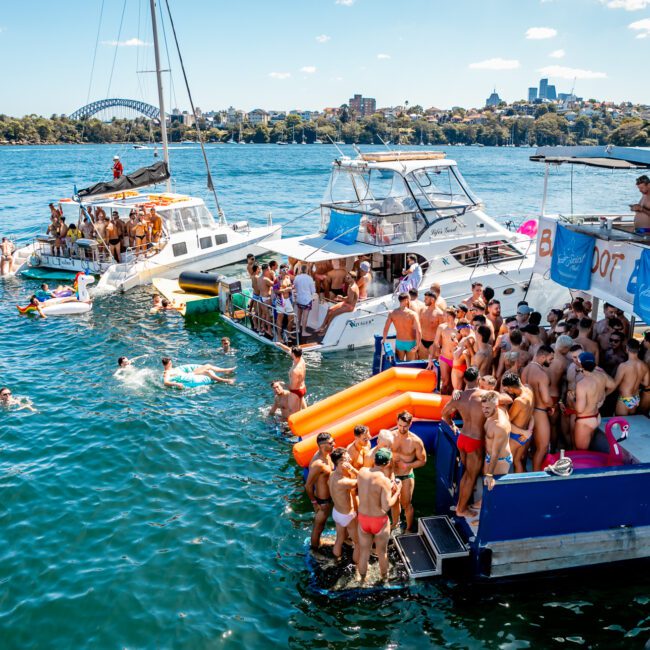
<box><xmin>41</xmin><ymin>201</ymin><xmax>163</xmax><ymax>263</ymax></box>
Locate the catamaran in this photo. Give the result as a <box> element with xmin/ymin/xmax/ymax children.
<box><xmin>11</xmin><ymin>0</ymin><xmax>280</xmax><ymax>292</ymax></box>
<box><xmin>220</xmin><ymin>149</ymin><xmax>568</xmax><ymax>353</ymax></box>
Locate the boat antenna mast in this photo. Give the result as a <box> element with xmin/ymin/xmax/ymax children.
<box><xmin>149</xmin><ymin>0</ymin><xmax>171</xmax><ymax>193</ymax></box>
<box><xmin>376</xmin><ymin>134</ymin><xmax>393</xmax><ymax>151</ymax></box>
<box><xmin>163</xmin><ymin>0</ymin><xmax>224</xmax><ymax>223</ymax></box>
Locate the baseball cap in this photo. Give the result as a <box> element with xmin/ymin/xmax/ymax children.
<box><xmin>517</xmin><ymin>305</ymin><xmax>534</xmax><ymax>315</ymax></box>
<box><xmin>579</xmin><ymin>351</ymin><xmax>595</xmax><ymax>365</ymax></box>
<box><xmin>360</xmin><ymin>261</ymin><xmax>371</xmax><ymax>272</ymax></box>
<box><xmin>374</xmin><ymin>448</ymin><xmax>392</xmax><ymax>465</ymax></box>
<box><xmin>113</xmin><ymin>155</ymin><xmax>120</xmax><ymax>160</ymax></box>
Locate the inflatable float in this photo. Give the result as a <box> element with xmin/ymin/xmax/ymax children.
<box><xmin>166</xmin><ymin>364</ymin><xmax>213</xmax><ymax>388</ymax></box>
<box><xmin>17</xmin><ymin>272</ymin><xmax>94</xmax><ymax>316</ymax></box>
<box><xmin>290</xmin><ymin>367</ymin><xmax>448</xmax><ymax>467</ymax></box>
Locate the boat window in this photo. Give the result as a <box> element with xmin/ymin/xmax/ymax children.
<box><xmin>199</xmin><ymin>236</ymin><xmax>212</xmax><ymax>249</ymax></box>
<box><xmin>450</xmin><ymin>241</ymin><xmax>523</xmax><ymax>266</ymax></box>
<box><xmin>172</xmin><ymin>242</ymin><xmax>188</xmax><ymax>257</ymax></box>
<box><xmin>215</xmin><ymin>234</ymin><xmax>228</xmax><ymax>246</ymax></box>
<box><xmin>169</xmin><ymin>209</ymin><xmax>184</xmax><ymax>233</ymax></box>
<box><xmin>180</xmin><ymin>207</ymin><xmax>199</xmax><ymax>230</ymax></box>
<box><xmin>325</xmin><ymin>167</ymin><xmax>371</xmax><ymax>206</ymax></box>
<box><xmin>408</xmin><ymin>167</ymin><xmax>477</xmax><ymax>210</ymax></box>
<box><xmin>196</xmin><ymin>204</ymin><xmax>215</xmax><ymax>228</ymax></box>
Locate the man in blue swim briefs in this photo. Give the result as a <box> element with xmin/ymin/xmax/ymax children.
<box><xmin>501</xmin><ymin>372</ymin><xmax>534</xmax><ymax>473</ymax></box>
<box><xmin>382</xmin><ymin>292</ymin><xmax>421</xmax><ymax>361</ymax></box>
<box><xmin>481</xmin><ymin>391</ymin><xmax>513</xmax><ymax>491</ymax></box>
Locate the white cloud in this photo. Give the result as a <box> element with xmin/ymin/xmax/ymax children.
<box><xmin>269</xmin><ymin>72</ymin><xmax>291</xmax><ymax>80</ymax></box>
<box><xmin>539</xmin><ymin>64</ymin><xmax>607</xmax><ymax>79</ymax></box>
<box><xmin>102</xmin><ymin>37</ymin><xmax>151</xmax><ymax>47</ymax></box>
<box><xmin>377</xmin><ymin>53</ymin><xmax>391</xmax><ymax>60</ymax></box>
<box><xmin>602</xmin><ymin>0</ymin><xmax>650</xmax><ymax>10</ymax></box>
<box><xmin>526</xmin><ymin>27</ymin><xmax>558</xmax><ymax>39</ymax></box>
<box><xmin>300</xmin><ymin>66</ymin><xmax>317</xmax><ymax>74</ymax></box>
<box><xmin>335</xmin><ymin>0</ymin><xmax>355</xmax><ymax>5</ymax></box>
<box><xmin>629</xmin><ymin>17</ymin><xmax>650</xmax><ymax>37</ymax></box>
<box><xmin>549</xmin><ymin>48</ymin><xmax>565</xmax><ymax>58</ymax></box>
<box><xmin>315</xmin><ymin>34</ymin><xmax>331</xmax><ymax>43</ymax></box>
<box><xmin>469</xmin><ymin>58</ymin><xmax>520</xmax><ymax>70</ymax></box>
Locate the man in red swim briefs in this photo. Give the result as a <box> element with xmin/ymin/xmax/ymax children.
<box><xmin>441</xmin><ymin>366</ymin><xmax>487</xmax><ymax>518</ymax></box>
<box><xmin>356</xmin><ymin>448</ymin><xmax>402</xmax><ymax>582</ymax></box>
<box><xmin>287</xmin><ymin>346</ymin><xmax>307</xmax><ymax>415</ymax></box>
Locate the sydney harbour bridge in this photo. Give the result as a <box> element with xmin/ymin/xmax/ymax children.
<box><xmin>69</xmin><ymin>98</ymin><xmax>160</xmax><ymax>121</ymax></box>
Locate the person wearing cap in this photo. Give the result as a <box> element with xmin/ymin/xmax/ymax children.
<box><xmin>613</xmin><ymin>339</ymin><xmax>650</xmax><ymax>416</ymax></box>
<box><xmin>382</xmin><ymin>292</ymin><xmax>421</xmax><ymax>361</ymax></box>
<box><xmin>574</xmin><ymin>352</ymin><xmax>616</xmax><ymax>450</ymax></box>
<box><xmin>356</xmin><ymin>260</ymin><xmax>372</xmax><ymax>300</ymax></box>
<box><xmin>521</xmin><ymin>345</ymin><xmax>555</xmax><ymax>471</ymax></box>
<box><xmin>392</xmin><ymin>410</ymin><xmax>427</xmax><ymax>531</ymax></box>
<box><xmin>328</xmin><ymin>447</ymin><xmax>360</xmax><ymax>563</ymax></box>
<box><xmin>515</xmin><ymin>303</ymin><xmax>534</xmax><ymax>327</ymax></box>
<box><xmin>305</xmin><ymin>432</ymin><xmax>335</xmax><ymax>551</ymax></box>
<box><xmin>112</xmin><ymin>155</ymin><xmax>123</xmax><ymax>179</ymax></box>
<box><xmin>631</xmin><ymin>174</ymin><xmax>650</xmax><ymax>233</ymax></box>
<box><xmin>356</xmin><ymin>447</ymin><xmax>402</xmax><ymax>581</ymax></box>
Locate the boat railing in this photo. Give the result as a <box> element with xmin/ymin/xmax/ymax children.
<box><xmin>223</xmin><ymin>290</ymin><xmax>304</xmax><ymax>347</ymax></box>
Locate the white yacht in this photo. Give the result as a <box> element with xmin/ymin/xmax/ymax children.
<box><xmin>11</xmin><ymin>0</ymin><xmax>280</xmax><ymax>292</ymax></box>
<box><xmin>221</xmin><ymin>150</ymin><xmax>568</xmax><ymax>353</ymax></box>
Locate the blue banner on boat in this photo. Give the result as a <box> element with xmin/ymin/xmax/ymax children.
<box><xmin>324</xmin><ymin>210</ymin><xmax>360</xmax><ymax>245</ymax></box>
<box><xmin>633</xmin><ymin>249</ymin><xmax>650</xmax><ymax>323</ymax></box>
<box><xmin>550</xmin><ymin>225</ymin><xmax>595</xmax><ymax>290</ymax></box>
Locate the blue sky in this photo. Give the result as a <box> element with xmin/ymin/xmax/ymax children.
<box><xmin>0</xmin><ymin>0</ymin><xmax>648</xmax><ymax>116</ymax></box>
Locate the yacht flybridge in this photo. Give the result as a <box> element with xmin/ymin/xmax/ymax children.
<box><xmin>221</xmin><ymin>150</ymin><xmax>568</xmax><ymax>353</ymax></box>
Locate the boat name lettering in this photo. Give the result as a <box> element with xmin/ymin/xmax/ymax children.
<box><xmin>349</xmin><ymin>318</ymin><xmax>374</xmax><ymax>328</ymax></box>
<box><xmin>430</xmin><ymin>225</ymin><xmax>459</xmax><ymax>238</ymax></box>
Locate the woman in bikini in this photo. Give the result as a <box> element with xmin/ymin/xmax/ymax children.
<box><xmin>106</xmin><ymin>214</ymin><xmax>121</xmax><ymax>262</ymax></box>
<box><xmin>134</xmin><ymin>216</ymin><xmax>147</xmax><ymax>257</ymax></box>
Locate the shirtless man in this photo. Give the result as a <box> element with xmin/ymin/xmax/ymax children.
<box><xmin>269</xmin><ymin>380</ymin><xmax>291</xmax><ymax>420</ymax></box>
<box><xmin>357</xmin><ymin>261</ymin><xmax>372</xmax><ymax>300</ymax></box>
<box><xmin>312</xmin><ymin>260</ymin><xmax>331</xmax><ymax>296</ymax></box>
<box><xmin>521</xmin><ymin>345</ymin><xmax>554</xmax><ymax>471</ymax></box>
<box><xmin>1</xmin><ymin>237</ymin><xmax>15</xmax><ymax>275</ymax></box>
<box><xmin>392</xmin><ymin>410</ymin><xmax>427</xmax><ymax>531</ymax></box>
<box><xmin>328</xmin><ymin>448</ymin><xmax>360</xmax><ymax>562</ymax></box>
<box><xmin>561</xmin><ymin>344</ymin><xmax>584</xmax><ymax>444</ymax></box>
<box><xmin>603</xmin><ymin>330</ymin><xmax>628</xmax><ymax>378</ymax></box>
<box><xmin>472</xmin><ymin>325</ymin><xmax>493</xmax><ymax>377</ymax></box>
<box><xmin>258</xmin><ymin>264</ymin><xmax>274</xmax><ymax>336</ymax></box>
<box><xmin>0</xmin><ymin>387</ymin><xmax>36</xmax><ymax>412</ymax></box>
<box><xmin>486</xmin><ymin>299</ymin><xmax>502</xmax><ymax>336</ymax></box>
<box><xmin>462</xmin><ymin>281</ymin><xmax>484</xmax><ymax>309</ymax></box>
<box><xmin>429</xmin><ymin>282</ymin><xmax>447</xmax><ymax>310</ymax></box>
<box><xmin>574</xmin><ymin>352</ymin><xmax>616</xmax><ymax>450</ymax></box>
<box><xmin>428</xmin><ymin>307</ymin><xmax>457</xmax><ymax>394</ymax></box>
<box><xmin>347</xmin><ymin>425</ymin><xmax>371</xmax><ymax>470</ymax></box>
<box><xmin>495</xmin><ymin>329</ymin><xmax>530</xmax><ymax>382</ymax></box>
<box><xmin>356</xmin><ymin>448</ymin><xmax>402</xmax><ymax>581</ymax></box>
<box><xmin>408</xmin><ymin>288</ymin><xmax>425</xmax><ymax>320</ymax></box>
<box><xmin>441</xmin><ymin>367</ymin><xmax>485</xmax><ymax>517</ymax></box>
<box><xmin>418</xmin><ymin>290</ymin><xmax>443</xmax><ymax>360</ymax></box>
<box><xmin>106</xmin><ymin>214</ymin><xmax>121</xmax><ymax>262</ymax></box>
<box><xmin>574</xmin><ymin>317</ymin><xmax>600</xmax><ymax>364</ymax></box>
<box><xmin>364</xmin><ymin>429</ymin><xmax>395</xmax><ymax>468</ymax></box>
<box><xmin>305</xmin><ymin>432</ymin><xmax>335</xmax><ymax>551</ymax></box>
<box><xmin>451</xmin><ymin>321</ymin><xmax>473</xmax><ymax>391</ymax></box>
<box><xmin>317</xmin><ymin>271</ymin><xmax>359</xmax><ymax>335</ymax></box>
<box><xmin>287</xmin><ymin>346</ymin><xmax>307</xmax><ymax>415</ymax></box>
<box><xmin>631</xmin><ymin>174</ymin><xmax>650</xmax><ymax>233</ymax></box>
<box><xmin>501</xmin><ymin>372</ymin><xmax>534</xmax><ymax>473</ymax></box>
<box><xmin>547</xmin><ymin>334</ymin><xmax>573</xmax><ymax>447</ymax></box>
<box><xmin>481</xmin><ymin>391</ymin><xmax>512</xmax><ymax>490</ymax></box>
<box><xmin>161</xmin><ymin>357</ymin><xmax>235</xmax><ymax>388</ymax></box>
<box><xmin>520</xmin><ymin>324</ymin><xmax>543</xmax><ymax>359</ymax></box>
<box><xmin>249</xmin><ymin>263</ymin><xmax>262</xmax><ymax>331</ymax></box>
<box><xmin>326</xmin><ymin>259</ymin><xmax>347</xmax><ymax>300</ymax></box>
<box><xmin>614</xmin><ymin>339</ymin><xmax>650</xmax><ymax>416</ymax></box>
<box><xmin>382</xmin><ymin>292</ymin><xmax>421</xmax><ymax>361</ymax></box>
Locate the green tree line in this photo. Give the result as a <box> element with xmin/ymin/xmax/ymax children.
<box><xmin>1</xmin><ymin>110</ymin><xmax>648</xmax><ymax>147</ymax></box>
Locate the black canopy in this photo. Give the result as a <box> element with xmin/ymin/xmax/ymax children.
<box><xmin>77</xmin><ymin>161</ymin><xmax>170</xmax><ymax>199</ymax></box>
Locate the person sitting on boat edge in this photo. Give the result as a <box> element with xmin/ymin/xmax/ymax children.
<box><xmin>631</xmin><ymin>174</ymin><xmax>650</xmax><ymax>233</ymax></box>
<box><xmin>161</xmin><ymin>357</ymin><xmax>235</xmax><ymax>388</ymax></box>
<box><xmin>305</xmin><ymin>432</ymin><xmax>335</xmax><ymax>552</ymax></box>
<box><xmin>316</xmin><ymin>271</ymin><xmax>359</xmax><ymax>337</ymax></box>
<box><xmin>398</xmin><ymin>254</ymin><xmax>422</xmax><ymax>293</ymax></box>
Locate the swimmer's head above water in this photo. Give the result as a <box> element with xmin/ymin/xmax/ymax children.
<box><xmin>161</xmin><ymin>357</ymin><xmax>172</xmax><ymax>369</ymax></box>
<box><xmin>117</xmin><ymin>357</ymin><xmax>132</xmax><ymax>368</ymax></box>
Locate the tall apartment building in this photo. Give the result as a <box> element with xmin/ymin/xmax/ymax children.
<box><xmin>349</xmin><ymin>94</ymin><xmax>376</xmax><ymax>118</ymax></box>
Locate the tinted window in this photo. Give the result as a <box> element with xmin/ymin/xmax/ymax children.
<box><xmin>172</xmin><ymin>242</ymin><xmax>188</xmax><ymax>257</ymax></box>
<box><xmin>199</xmin><ymin>236</ymin><xmax>212</xmax><ymax>249</ymax></box>
<box><xmin>215</xmin><ymin>234</ymin><xmax>228</xmax><ymax>246</ymax></box>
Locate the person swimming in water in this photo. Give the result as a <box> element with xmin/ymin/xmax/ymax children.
<box><xmin>161</xmin><ymin>357</ymin><xmax>235</xmax><ymax>388</ymax></box>
<box><xmin>0</xmin><ymin>387</ymin><xmax>36</xmax><ymax>412</ymax></box>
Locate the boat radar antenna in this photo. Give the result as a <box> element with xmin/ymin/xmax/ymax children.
<box><xmin>162</xmin><ymin>0</ymin><xmax>224</xmax><ymax>222</ymax></box>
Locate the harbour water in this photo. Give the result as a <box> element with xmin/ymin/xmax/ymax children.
<box><xmin>0</xmin><ymin>144</ymin><xmax>648</xmax><ymax>648</ymax></box>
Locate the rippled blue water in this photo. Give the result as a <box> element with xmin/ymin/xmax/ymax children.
<box><xmin>0</xmin><ymin>144</ymin><xmax>648</xmax><ymax>649</ymax></box>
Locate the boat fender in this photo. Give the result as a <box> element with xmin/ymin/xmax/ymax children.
<box><xmin>29</xmin><ymin>254</ymin><xmax>41</xmax><ymax>267</ymax></box>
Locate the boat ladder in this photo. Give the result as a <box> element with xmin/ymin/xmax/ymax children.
<box><xmin>393</xmin><ymin>515</ymin><xmax>469</xmax><ymax>579</ymax></box>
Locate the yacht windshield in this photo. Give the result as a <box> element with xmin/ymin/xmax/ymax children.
<box><xmin>407</xmin><ymin>166</ymin><xmax>478</xmax><ymax>211</ymax></box>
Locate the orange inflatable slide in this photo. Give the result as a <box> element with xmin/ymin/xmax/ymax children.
<box><xmin>290</xmin><ymin>367</ymin><xmax>449</xmax><ymax>467</ymax></box>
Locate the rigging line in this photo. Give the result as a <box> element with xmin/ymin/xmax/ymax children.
<box><xmin>106</xmin><ymin>0</ymin><xmax>128</xmax><ymax>98</ymax></box>
<box><xmin>157</xmin><ymin>0</ymin><xmax>177</xmax><ymax>123</ymax></box>
<box><xmin>86</xmin><ymin>0</ymin><xmax>106</xmax><ymax>104</ymax></box>
<box><xmin>163</xmin><ymin>0</ymin><xmax>223</xmax><ymax>218</ymax></box>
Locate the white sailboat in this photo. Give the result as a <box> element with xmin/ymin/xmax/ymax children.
<box><xmin>12</xmin><ymin>0</ymin><xmax>280</xmax><ymax>291</ymax></box>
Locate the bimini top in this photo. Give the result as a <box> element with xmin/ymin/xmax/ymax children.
<box><xmin>530</xmin><ymin>145</ymin><xmax>650</xmax><ymax>169</ymax></box>
<box><xmin>338</xmin><ymin>150</ymin><xmax>454</xmax><ymax>175</ymax></box>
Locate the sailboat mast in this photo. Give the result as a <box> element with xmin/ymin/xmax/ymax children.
<box><xmin>150</xmin><ymin>0</ymin><xmax>171</xmax><ymax>192</ymax></box>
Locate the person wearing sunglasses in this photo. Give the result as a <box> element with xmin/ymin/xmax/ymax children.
<box><xmin>603</xmin><ymin>332</ymin><xmax>628</xmax><ymax>378</ymax></box>
<box><xmin>0</xmin><ymin>387</ymin><xmax>36</xmax><ymax>412</ymax></box>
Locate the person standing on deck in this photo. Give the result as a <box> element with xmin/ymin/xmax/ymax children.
<box><xmin>631</xmin><ymin>174</ymin><xmax>650</xmax><ymax>233</ymax></box>
<box><xmin>481</xmin><ymin>391</ymin><xmax>513</xmax><ymax>490</ymax></box>
<box><xmin>418</xmin><ymin>291</ymin><xmax>443</xmax><ymax>360</ymax></box>
<box><xmin>428</xmin><ymin>307</ymin><xmax>458</xmax><ymax>394</ymax></box>
<box><xmin>112</xmin><ymin>155</ymin><xmax>123</xmax><ymax>179</ymax></box>
<box><xmin>613</xmin><ymin>339</ymin><xmax>649</xmax><ymax>416</ymax></box>
<box><xmin>305</xmin><ymin>432</ymin><xmax>335</xmax><ymax>552</ymax></box>
<box><xmin>328</xmin><ymin>448</ymin><xmax>360</xmax><ymax>563</ymax></box>
<box><xmin>382</xmin><ymin>292</ymin><xmax>421</xmax><ymax>361</ymax></box>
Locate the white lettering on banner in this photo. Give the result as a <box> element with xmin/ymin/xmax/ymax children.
<box><xmin>534</xmin><ymin>215</ymin><xmax>643</xmax><ymax>310</ymax></box>
<box><xmin>557</xmin><ymin>252</ymin><xmax>588</xmax><ymax>269</ymax></box>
